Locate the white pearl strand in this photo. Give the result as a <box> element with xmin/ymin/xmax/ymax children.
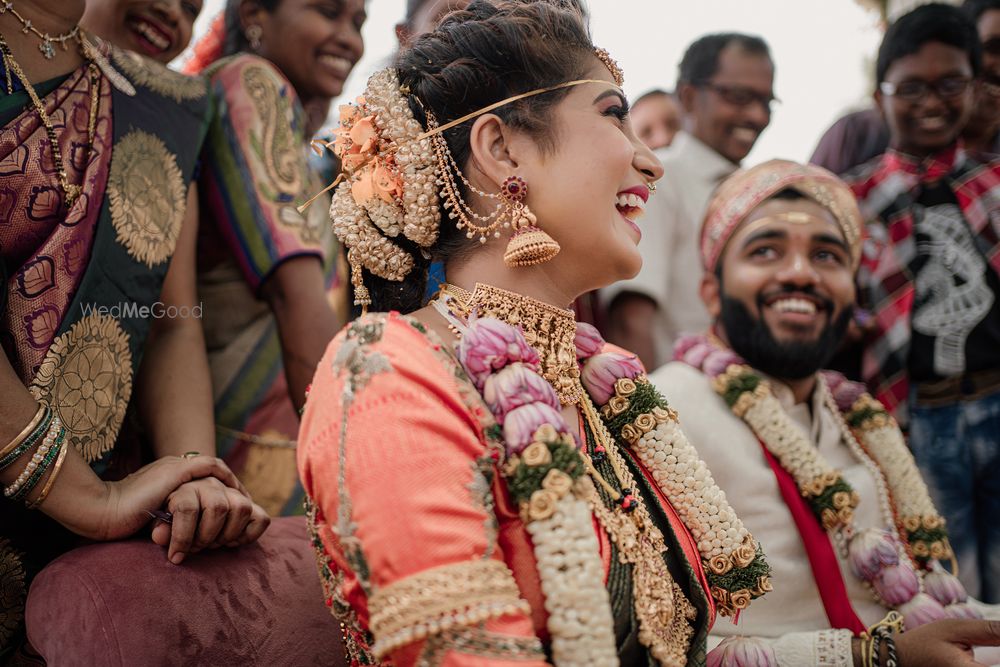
<box><xmin>4</xmin><ymin>416</ymin><xmax>61</xmax><ymax>498</ymax></box>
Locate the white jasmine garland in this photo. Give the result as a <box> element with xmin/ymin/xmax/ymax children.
<box><xmin>635</xmin><ymin>417</ymin><xmax>751</xmax><ymax>561</ymax></box>
<box><xmin>596</xmin><ymin>379</ymin><xmax>771</xmax><ymax>616</ymax></box>
<box><xmin>675</xmin><ymin>334</ymin><xmax>967</xmax><ymax>625</ymax></box>
<box><xmin>449</xmin><ymin>314</ymin><xmax>621</xmax><ymax>666</ymax></box>
<box><xmin>525</xmin><ymin>488</ymin><xmax>618</xmax><ymax>667</ymax></box>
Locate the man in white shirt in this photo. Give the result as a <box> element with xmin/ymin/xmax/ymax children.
<box><xmin>603</xmin><ymin>33</ymin><xmax>775</xmax><ymax>369</ymax></box>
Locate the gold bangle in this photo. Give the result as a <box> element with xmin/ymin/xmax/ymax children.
<box><xmin>27</xmin><ymin>438</ymin><xmax>68</xmax><ymax>510</ymax></box>
<box><xmin>0</xmin><ymin>403</ymin><xmax>45</xmax><ymax>458</ymax></box>
<box><xmin>859</xmin><ymin>632</ymin><xmax>874</xmax><ymax>667</ymax></box>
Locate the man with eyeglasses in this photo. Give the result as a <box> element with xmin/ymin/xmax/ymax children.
<box><xmin>844</xmin><ymin>3</ymin><xmax>1000</xmax><ymax>604</ymax></box>
<box><xmin>603</xmin><ymin>32</ymin><xmax>775</xmax><ymax>370</ymax></box>
<box><xmin>811</xmin><ymin>0</ymin><xmax>1000</xmax><ymax>176</ymax></box>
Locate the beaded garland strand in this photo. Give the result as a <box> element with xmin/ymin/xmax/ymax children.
<box><xmin>675</xmin><ymin>333</ymin><xmax>976</xmax><ymax>630</ymax></box>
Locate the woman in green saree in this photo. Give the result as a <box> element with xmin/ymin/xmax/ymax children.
<box><xmin>0</xmin><ymin>1</ymin><xmax>267</xmax><ymax>657</ymax></box>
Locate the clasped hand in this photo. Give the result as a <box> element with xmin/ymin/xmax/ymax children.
<box><xmin>150</xmin><ymin>476</ymin><xmax>270</xmax><ymax>564</ymax></box>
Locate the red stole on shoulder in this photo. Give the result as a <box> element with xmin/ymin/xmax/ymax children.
<box><xmin>759</xmin><ymin>442</ymin><xmax>866</xmax><ymax>634</ymax></box>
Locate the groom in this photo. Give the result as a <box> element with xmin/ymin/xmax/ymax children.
<box><xmin>651</xmin><ymin>160</ymin><xmax>1000</xmax><ymax>665</ymax></box>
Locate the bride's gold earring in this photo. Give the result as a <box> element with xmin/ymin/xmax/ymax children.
<box><xmin>501</xmin><ymin>176</ymin><xmax>560</xmax><ymax>267</ymax></box>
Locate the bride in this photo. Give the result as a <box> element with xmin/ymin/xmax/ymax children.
<box><xmin>298</xmin><ymin>1</ymin><xmax>771</xmax><ymax>665</ymax></box>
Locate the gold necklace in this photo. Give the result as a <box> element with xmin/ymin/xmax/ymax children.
<box><xmin>0</xmin><ymin>1</ymin><xmax>80</xmax><ymax>60</ymax></box>
<box><xmin>441</xmin><ymin>283</ymin><xmax>583</xmax><ymax>405</ymax></box>
<box><xmin>0</xmin><ymin>33</ymin><xmax>99</xmax><ymax>208</ymax></box>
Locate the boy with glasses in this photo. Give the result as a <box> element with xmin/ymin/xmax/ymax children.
<box><xmin>810</xmin><ymin>0</ymin><xmax>1000</xmax><ymax>176</ymax></box>
<box><xmin>603</xmin><ymin>32</ymin><xmax>775</xmax><ymax>369</ymax></box>
<box><xmin>845</xmin><ymin>2</ymin><xmax>1000</xmax><ymax>603</ymax></box>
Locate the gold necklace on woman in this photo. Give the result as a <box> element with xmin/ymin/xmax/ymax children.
<box><xmin>0</xmin><ymin>32</ymin><xmax>99</xmax><ymax>208</ymax></box>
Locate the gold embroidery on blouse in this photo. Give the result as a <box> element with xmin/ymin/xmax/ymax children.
<box><xmin>368</xmin><ymin>558</ymin><xmax>531</xmax><ymax>658</ymax></box>
<box><xmin>305</xmin><ymin>499</ymin><xmax>380</xmax><ymax>665</ymax></box>
<box><xmin>111</xmin><ymin>47</ymin><xmax>206</xmax><ymax>102</ymax></box>
<box><xmin>243</xmin><ymin>64</ymin><xmax>301</xmax><ymax>196</ymax></box>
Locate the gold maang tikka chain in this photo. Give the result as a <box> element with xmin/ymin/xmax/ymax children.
<box><xmin>0</xmin><ymin>1</ymin><xmax>80</xmax><ymax>60</ymax></box>
<box><xmin>0</xmin><ymin>32</ymin><xmax>100</xmax><ymax>208</ymax></box>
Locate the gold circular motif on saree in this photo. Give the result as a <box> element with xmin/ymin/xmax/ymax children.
<box><xmin>0</xmin><ymin>538</ymin><xmax>27</xmax><ymax>648</ymax></box>
<box><xmin>29</xmin><ymin>313</ymin><xmax>133</xmax><ymax>463</ymax></box>
<box><xmin>107</xmin><ymin>130</ymin><xmax>186</xmax><ymax>268</ymax></box>
<box><xmin>110</xmin><ymin>47</ymin><xmax>207</xmax><ymax>102</ymax></box>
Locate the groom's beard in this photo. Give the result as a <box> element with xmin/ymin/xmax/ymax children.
<box><xmin>719</xmin><ymin>290</ymin><xmax>853</xmax><ymax>380</ymax></box>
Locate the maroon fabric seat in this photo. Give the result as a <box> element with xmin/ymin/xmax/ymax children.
<box><xmin>24</xmin><ymin>516</ymin><xmax>346</xmax><ymax>666</ymax></box>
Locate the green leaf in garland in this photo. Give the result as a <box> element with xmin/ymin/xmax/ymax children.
<box><xmin>705</xmin><ymin>546</ymin><xmax>771</xmax><ymax>597</ymax></box>
<box><xmin>722</xmin><ymin>373</ymin><xmax>760</xmax><ymax>408</ymax></box>
<box><xmin>603</xmin><ymin>381</ymin><xmax>664</xmax><ymax>435</ymax></box>
<box><xmin>845</xmin><ymin>404</ymin><xmax>889</xmax><ymax>429</ymax></box>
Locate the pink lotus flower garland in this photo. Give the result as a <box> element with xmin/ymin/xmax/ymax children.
<box><xmin>706</xmin><ymin>636</ymin><xmax>777</xmax><ymax>667</ymax></box>
<box><xmin>457</xmin><ymin>317</ymin><xmax>540</xmax><ymax>392</ymax></box>
<box><xmin>847</xmin><ymin>527</ymin><xmax>900</xmax><ymax>580</ymax></box>
<box><xmin>483</xmin><ymin>362</ymin><xmax>561</xmax><ymax>430</ymax></box>
<box><xmin>580</xmin><ymin>350</ymin><xmax>645</xmax><ymax>406</ymax></box>
<box><xmin>454</xmin><ymin>317</ymin><xmax>618</xmax><ymax>665</ymax></box>
<box><xmin>573</xmin><ymin>321</ymin><xmax>605</xmax><ymax>360</ymax></box>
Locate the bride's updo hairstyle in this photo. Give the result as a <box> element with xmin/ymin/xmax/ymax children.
<box><xmin>366</xmin><ymin>0</ymin><xmax>595</xmax><ymax>313</ymax></box>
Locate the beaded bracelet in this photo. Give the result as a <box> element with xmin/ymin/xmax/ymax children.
<box><xmin>8</xmin><ymin>427</ymin><xmax>64</xmax><ymax>504</ymax></box>
<box><xmin>874</xmin><ymin>626</ymin><xmax>899</xmax><ymax>667</ymax></box>
<box><xmin>4</xmin><ymin>417</ymin><xmax>61</xmax><ymax>499</ymax></box>
<box><xmin>0</xmin><ymin>406</ymin><xmax>51</xmax><ymax>471</ymax></box>
<box><xmin>871</xmin><ymin>632</ymin><xmax>883</xmax><ymax>667</ymax></box>
<box><xmin>26</xmin><ymin>436</ymin><xmax>69</xmax><ymax>510</ymax></box>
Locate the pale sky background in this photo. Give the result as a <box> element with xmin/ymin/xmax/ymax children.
<box><xmin>182</xmin><ymin>0</ymin><xmax>886</xmax><ymax>165</ymax></box>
